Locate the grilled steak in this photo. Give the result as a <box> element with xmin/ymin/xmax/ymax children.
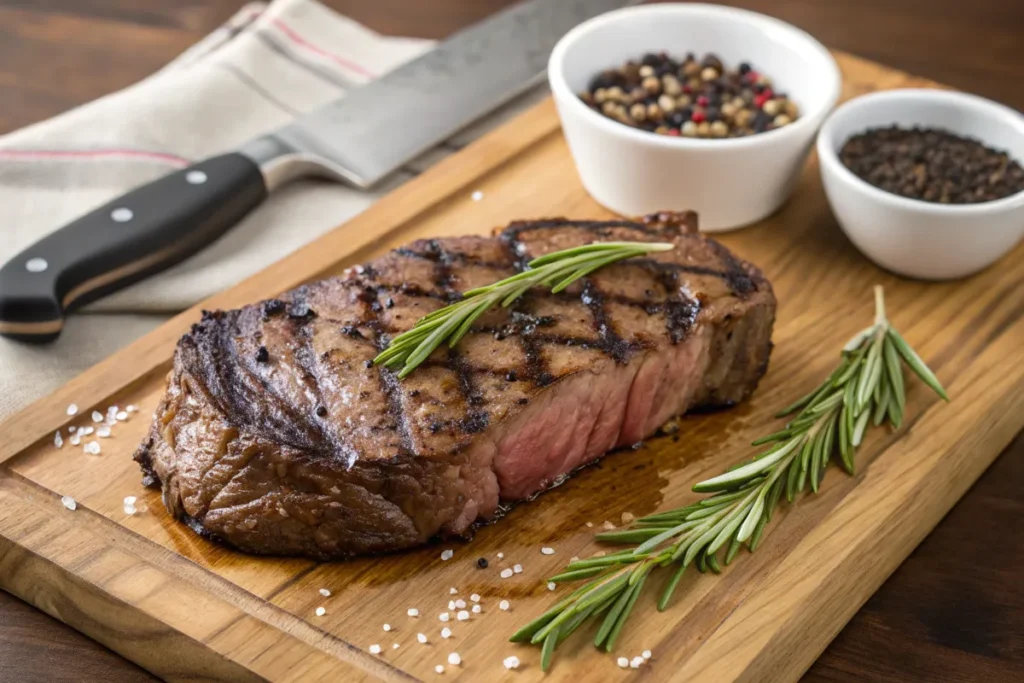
<box><xmin>135</xmin><ymin>212</ymin><xmax>775</xmax><ymax>559</ymax></box>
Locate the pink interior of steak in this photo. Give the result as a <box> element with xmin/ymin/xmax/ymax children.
<box><xmin>488</xmin><ymin>329</ymin><xmax>709</xmax><ymax>502</ymax></box>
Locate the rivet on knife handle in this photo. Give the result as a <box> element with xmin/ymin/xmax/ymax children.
<box><xmin>0</xmin><ymin>153</ymin><xmax>267</xmax><ymax>343</ymax></box>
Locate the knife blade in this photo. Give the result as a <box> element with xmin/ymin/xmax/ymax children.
<box><xmin>0</xmin><ymin>0</ymin><xmax>635</xmax><ymax>342</ymax></box>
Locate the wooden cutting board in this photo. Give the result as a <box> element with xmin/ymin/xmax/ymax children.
<box><xmin>1</xmin><ymin>51</ymin><xmax>1022</xmax><ymax>683</ymax></box>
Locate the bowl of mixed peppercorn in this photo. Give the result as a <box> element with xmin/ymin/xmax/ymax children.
<box><xmin>548</xmin><ymin>3</ymin><xmax>840</xmax><ymax>230</ymax></box>
<box><xmin>818</xmin><ymin>88</ymin><xmax>1024</xmax><ymax>279</ymax></box>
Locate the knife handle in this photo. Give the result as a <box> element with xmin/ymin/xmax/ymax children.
<box><xmin>0</xmin><ymin>153</ymin><xmax>267</xmax><ymax>342</ymax></box>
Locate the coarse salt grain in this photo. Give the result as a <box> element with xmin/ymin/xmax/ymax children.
<box><xmin>547</xmin><ymin>582</ymin><xmax>556</xmax><ymax>591</ymax></box>
<box><xmin>497</xmin><ymin>552</ymin><xmax>504</xmax><ymax>559</ymax></box>
<box><xmin>97</xmin><ymin>426</ymin><xmax>111</xmax><ymax>438</ymax></box>
<box><xmin>441</xmin><ymin>627</ymin><xmax>452</xmax><ymax>639</ymax></box>
<box><xmin>621</xmin><ymin>512</ymin><xmax>636</xmax><ymax>524</ymax></box>
<box><xmin>585</xmin><ymin>522</ymin><xmax>594</xmax><ymax>528</ymax></box>
<box><xmin>448</xmin><ymin>600</ymin><xmax>456</xmax><ymax>610</ymax></box>
<box><xmin>449</xmin><ymin>587</ymin><xmax>458</xmax><ymax>595</ymax></box>
<box><xmin>315</xmin><ymin>607</ymin><xmax>326</xmax><ymax>616</ymax></box>
<box><xmin>123</xmin><ymin>496</ymin><xmax>137</xmax><ymax>516</ymax></box>
<box><xmin>66</xmin><ymin>403</ymin><xmax>78</xmax><ymax>416</ymax></box>
<box><xmin>439</xmin><ymin>612</ymin><xmax>450</xmax><ymax>622</ymax></box>
<box><xmin>570</xmin><ymin>556</ymin><xmax>580</xmax><ymax>563</ymax></box>
<box><xmin>617</xmin><ymin>657</ymin><xmax>629</xmax><ymax>668</ymax></box>
<box><xmin>61</xmin><ymin>495</ymin><xmax>76</xmax><ymax>511</ymax></box>
<box><xmin>471</xmin><ymin>604</ymin><xmax>481</xmax><ymax>614</ymax></box>
<box><xmin>68</xmin><ymin>426</ymin><xmax>77</xmax><ymax>433</ymax></box>
<box><xmin>92</xmin><ymin>410</ymin><xmax>103</xmax><ymax>423</ymax></box>
<box><xmin>383</xmin><ymin>623</ymin><xmax>392</xmax><ymax>632</ymax></box>
<box><xmin>541</xmin><ymin>546</ymin><xmax>555</xmax><ymax>555</ymax></box>
<box><xmin>503</xmin><ymin>655</ymin><xmax>520</xmax><ymax>670</ymax></box>
<box><xmin>78</xmin><ymin>426</ymin><xmax>94</xmax><ymax>436</ymax></box>
<box><xmin>631</xmin><ymin>656</ymin><xmax>644</xmax><ymax>668</ymax></box>
<box><xmin>454</xmin><ymin>599</ymin><xmax>466</xmax><ymax>609</ymax></box>
<box><xmin>417</xmin><ymin>632</ymin><xmax>428</xmax><ymax>644</ymax></box>
<box><xmin>116</xmin><ymin>411</ymin><xmax>128</xmax><ymax>421</ymax></box>
<box><xmin>470</xmin><ymin>593</ymin><xmax>480</xmax><ymax>603</ymax></box>
<box><xmin>471</xmin><ymin>190</ymin><xmax>484</xmax><ymax>201</ymax></box>
<box><xmin>456</xmin><ymin>610</ymin><xmax>469</xmax><ymax>621</ymax></box>
<box><xmin>642</xmin><ymin>650</ymin><xmax>652</xmax><ymax>660</ymax></box>
<box><xmin>603</xmin><ymin>520</ymin><xmax>616</xmax><ymax>530</ymax></box>
<box><xmin>499</xmin><ymin>600</ymin><xmax>510</xmax><ymax>611</ymax></box>
<box><xmin>69</xmin><ymin>433</ymin><xmax>81</xmax><ymax>447</ymax></box>
<box><xmin>393</xmin><ymin>643</ymin><xmax>400</xmax><ymax>649</ymax></box>
<box><xmin>500</xmin><ymin>568</ymin><xmax>513</xmax><ymax>579</ymax></box>
<box><xmin>447</xmin><ymin>652</ymin><xmax>461</xmax><ymax>666</ymax></box>
<box><xmin>408</xmin><ymin>608</ymin><xmax>420</xmax><ymax>617</ymax></box>
<box><xmin>369</xmin><ymin>644</ymin><xmax>382</xmax><ymax>654</ymax></box>
<box><xmin>54</xmin><ymin>431</ymin><xmax>63</xmax><ymax>448</ymax></box>
<box><xmin>513</xmin><ymin>564</ymin><xmax>523</xmax><ymax>574</ymax></box>
<box><xmin>127</xmin><ymin>405</ymin><xmax>137</xmax><ymax>413</ymax></box>
<box><xmin>319</xmin><ymin>588</ymin><xmax>331</xmax><ymax>597</ymax></box>
<box><xmin>435</xmin><ymin>665</ymin><xmax>445</xmax><ymax>674</ymax></box>
<box><xmin>83</xmin><ymin>441</ymin><xmax>101</xmax><ymax>455</ymax></box>
<box><xmin>440</xmin><ymin>549</ymin><xmax>454</xmax><ymax>561</ymax></box>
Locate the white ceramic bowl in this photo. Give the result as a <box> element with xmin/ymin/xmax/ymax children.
<box><xmin>548</xmin><ymin>3</ymin><xmax>841</xmax><ymax>232</ymax></box>
<box><xmin>818</xmin><ymin>89</ymin><xmax>1024</xmax><ymax>280</ymax></box>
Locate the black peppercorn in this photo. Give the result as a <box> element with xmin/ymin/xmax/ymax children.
<box><xmin>316</xmin><ymin>405</ymin><xmax>328</xmax><ymax>417</ymax></box>
<box><xmin>255</xmin><ymin>346</ymin><xmax>269</xmax><ymax>363</ymax></box>
<box><xmin>738</xmin><ymin>61</ymin><xmax>752</xmax><ymax>75</ymax></box>
<box><xmin>477</xmin><ymin>557</ymin><xmax>489</xmax><ymax>569</ymax></box>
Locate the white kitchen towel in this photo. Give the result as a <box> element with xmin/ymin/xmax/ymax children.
<box><xmin>0</xmin><ymin>0</ymin><xmax>548</xmax><ymax>419</ymax></box>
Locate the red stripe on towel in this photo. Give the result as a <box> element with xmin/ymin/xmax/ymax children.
<box><xmin>269</xmin><ymin>17</ymin><xmax>376</xmax><ymax>79</ymax></box>
<box><xmin>0</xmin><ymin>149</ymin><xmax>190</xmax><ymax>167</ymax></box>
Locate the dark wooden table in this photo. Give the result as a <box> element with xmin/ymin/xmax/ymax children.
<box><xmin>1</xmin><ymin>1</ymin><xmax>1021</xmax><ymax>681</ymax></box>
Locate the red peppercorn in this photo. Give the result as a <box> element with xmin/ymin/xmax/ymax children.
<box><xmin>696</xmin><ymin>95</ymin><xmax>709</xmax><ymax>107</ymax></box>
<box><xmin>754</xmin><ymin>89</ymin><xmax>774</xmax><ymax>108</ymax></box>
<box><xmin>691</xmin><ymin>110</ymin><xmax>706</xmax><ymax>123</ymax></box>
<box><xmin>682</xmin><ymin>84</ymin><xmax>693</xmax><ymax>94</ymax></box>
<box><xmin>744</xmin><ymin>70</ymin><xmax>760</xmax><ymax>83</ymax></box>
<box><xmin>666</xmin><ymin>128</ymin><xmax>680</xmax><ymax>136</ymax></box>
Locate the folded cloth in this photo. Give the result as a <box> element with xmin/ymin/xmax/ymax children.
<box><xmin>0</xmin><ymin>0</ymin><xmax>547</xmax><ymax>420</ymax></box>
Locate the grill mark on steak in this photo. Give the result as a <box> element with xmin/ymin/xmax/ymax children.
<box><xmin>192</xmin><ymin>311</ymin><xmax>322</xmax><ymax>452</ymax></box>
<box><xmin>366</xmin><ymin>283</ymin><xmax>416</xmax><ymax>456</ymax></box>
<box><xmin>581</xmin><ymin>279</ymin><xmax>635</xmax><ymax>364</ymax></box>
<box><xmin>431</xmin><ymin>238</ymin><xmax>490</xmax><ymax>434</ymax></box>
<box><xmin>498</xmin><ymin>232</ymin><xmax>556</xmax><ymax>387</ymax></box>
<box><xmin>652</xmin><ymin>268</ymin><xmax>701</xmax><ymax>344</ymax></box>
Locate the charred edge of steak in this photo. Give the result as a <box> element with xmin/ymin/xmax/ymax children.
<box><xmin>134</xmin><ymin>434</ymin><xmax>161</xmax><ymax>489</ymax></box>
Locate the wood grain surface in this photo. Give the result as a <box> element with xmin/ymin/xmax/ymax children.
<box><xmin>0</xmin><ymin>2</ymin><xmax>1022</xmax><ymax>683</ymax></box>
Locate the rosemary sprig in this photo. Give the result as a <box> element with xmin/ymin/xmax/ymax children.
<box><xmin>374</xmin><ymin>241</ymin><xmax>673</xmax><ymax>378</ymax></box>
<box><xmin>511</xmin><ymin>286</ymin><xmax>948</xmax><ymax>670</ymax></box>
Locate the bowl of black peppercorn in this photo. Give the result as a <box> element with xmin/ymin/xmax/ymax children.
<box><xmin>548</xmin><ymin>3</ymin><xmax>841</xmax><ymax>231</ymax></box>
<box><xmin>818</xmin><ymin>88</ymin><xmax>1024</xmax><ymax>279</ymax></box>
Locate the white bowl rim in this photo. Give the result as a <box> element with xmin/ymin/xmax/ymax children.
<box><xmin>817</xmin><ymin>88</ymin><xmax>1024</xmax><ymax>215</ymax></box>
<box><xmin>547</xmin><ymin>2</ymin><xmax>842</xmax><ymax>150</ymax></box>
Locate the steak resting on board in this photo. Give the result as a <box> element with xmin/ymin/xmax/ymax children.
<box><xmin>135</xmin><ymin>212</ymin><xmax>776</xmax><ymax>559</ymax></box>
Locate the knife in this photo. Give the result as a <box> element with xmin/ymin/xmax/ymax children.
<box><xmin>0</xmin><ymin>0</ymin><xmax>634</xmax><ymax>342</ymax></box>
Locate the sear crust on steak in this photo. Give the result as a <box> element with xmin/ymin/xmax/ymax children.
<box><xmin>135</xmin><ymin>212</ymin><xmax>776</xmax><ymax>559</ymax></box>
